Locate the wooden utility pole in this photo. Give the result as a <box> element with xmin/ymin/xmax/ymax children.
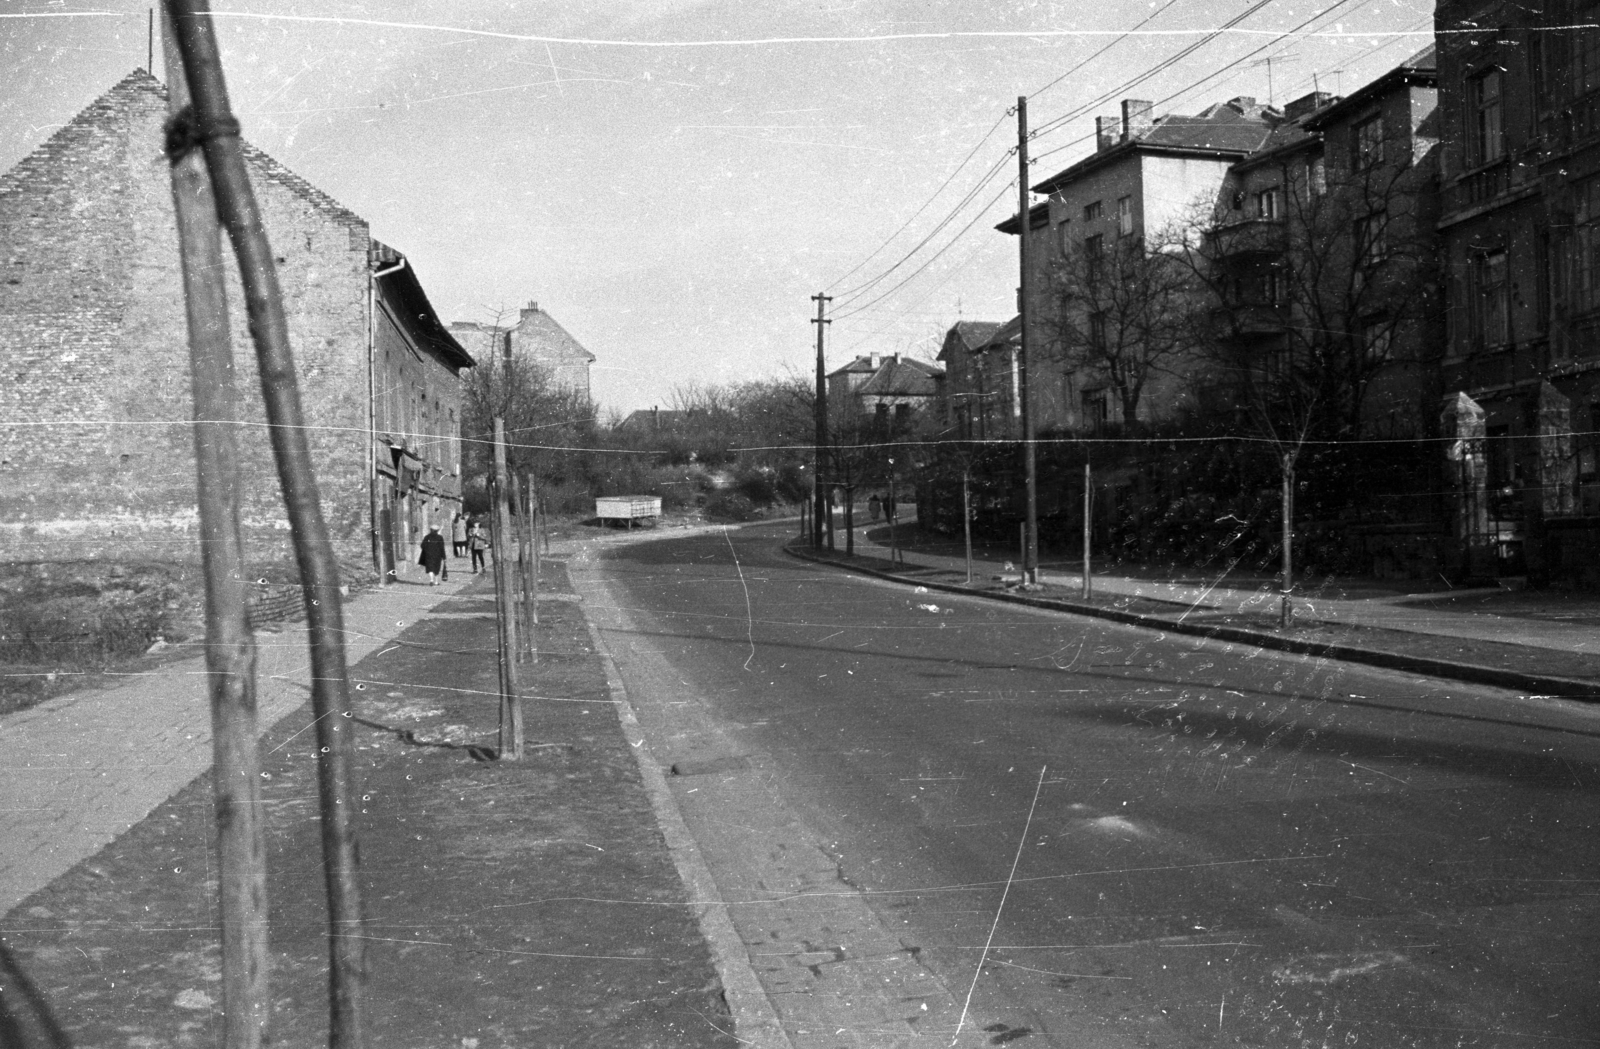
<box><xmin>963</xmin><ymin>467</ymin><xmax>974</xmax><ymax>585</ymax></box>
<box><xmin>1017</xmin><ymin>96</ymin><xmax>1040</xmax><ymax>587</ymax></box>
<box><xmin>492</xmin><ymin>418</ymin><xmax>524</xmax><ymax>759</ymax></box>
<box><xmin>1082</xmin><ymin>458</ymin><xmax>1093</xmax><ymax>600</ymax></box>
<box><xmin>811</xmin><ymin>293</ymin><xmax>831</xmax><ymax>550</ymax></box>
<box><xmin>514</xmin><ymin>472</ymin><xmax>537</xmax><ymax>665</ymax></box>
<box><xmin>163</xmin><ymin>5</ymin><xmax>365</xmax><ymax>1043</ymax></box>
<box><xmin>1281</xmin><ymin>451</ymin><xmax>1295</xmax><ymax>628</ymax></box>
<box><xmin>162</xmin><ymin>12</ymin><xmax>267</xmax><ymax>1044</ymax></box>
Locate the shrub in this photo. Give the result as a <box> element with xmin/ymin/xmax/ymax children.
<box><xmin>704</xmin><ymin>492</ymin><xmax>761</xmax><ymax>522</ymax></box>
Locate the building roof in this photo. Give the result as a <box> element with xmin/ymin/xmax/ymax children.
<box><xmin>372</xmin><ymin>242</ymin><xmax>474</xmax><ymax>370</ymax></box>
<box><xmin>937</xmin><ymin>320</ymin><xmax>1006</xmax><ymax>361</ymax></box>
<box><xmin>827</xmin><ymin>355</ymin><xmax>880</xmax><ymax>380</ymax></box>
<box><xmin>1303</xmin><ymin>45</ymin><xmax>1437</xmax><ymax>131</ymax></box>
<box><xmin>617</xmin><ymin>408</ymin><xmax>692</xmax><ymax>432</ymax></box>
<box><xmin>1029</xmin><ymin>96</ymin><xmax>1280</xmax><ymax>196</ymax></box>
<box><xmin>982</xmin><ymin>316</ymin><xmax>1021</xmax><ymax>349</ymax></box>
<box><xmin>856</xmin><ymin>356</ymin><xmax>942</xmax><ymax>398</ymax></box>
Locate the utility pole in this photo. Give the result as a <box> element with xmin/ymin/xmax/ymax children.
<box><xmin>1017</xmin><ymin>96</ymin><xmax>1040</xmax><ymax>586</ymax></box>
<box><xmin>811</xmin><ymin>292</ymin><xmax>831</xmax><ymax>550</ymax></box>
<box><xmin>492</xmin><ymin>417</ymin><xmax>523</xmax><ymax>759</ymax></box>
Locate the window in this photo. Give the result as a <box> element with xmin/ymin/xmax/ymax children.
<box><xmin>1308</xmin><ymin>155</ymin><xmax>1326</xmax><ymax>197</ymax></box>
<box><xmin>1578</xmin><ymin>29</ymin><xmax>1600</xmax><ymax>96</ymax></box>
<box><xmin>1082</xmin><ymin>388</ymin><xmax>1109</xmax><ymax>431</ymax></box>
<box><xmin>1362</xmin><ymin>318</ymin><xmax>1394</xmax><ymax>363</ymax></box>
<box><xmin>1575</xmin><ymin>179</ymin><xmax>1600</xmax><ymax>313</ymax></box>
<box><xmin>1473</xmin><ymin>249</ymin><xmax>1510</xmax><ymax>349</ymax></box>
<box><xmin>1057</xmin><ymin>219</ymin><xmax>1071</xmax><ymax>256</ymax></box>
<box><xmin>1352</xmin><ymin>113</ymin><xmax>1384</xmax><ymax>169</ymax></box>
<box><xmin>1468</xmin><ymin>68</ymin><xmax>1504</xmax><ymax>167</ymax></box>
<box><xmin>1117</xmin><ymin>195</ymin><xmax>1134</xmax><ymax>236</ymax></box>
<box><xmin>1083</xmin><ymin>200</ymin><xmax>1103</xmax><ymax>222</ymax></box>
<box><xmin>1084</xmin><ymin>233</ymin><xmax>1104</xmax><ymax>282</ymax></box>
<box><xmin>1254</xmin><ymin>187</ymin><xmax>1279</xmax><ymax>220</ymax></box>
<box><xmin>1088</xmin><ymin>310</ymin><xmax>1108</xmax><ymax>350</ymax></box>
<box><xmin>1356</xmin><ymin>211</ymin><xmax>1387</xmax><ymax>269</ymax></box>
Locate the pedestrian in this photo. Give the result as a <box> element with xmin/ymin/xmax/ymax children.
<box><xmin>868</xmin><ymin>493</ymin><xmax>882</xmax><ymax>522</ymax></box>
<box><xmin>451</xmin><ymin>513</ymin><xmax>467</xmax><ymax>557</ymax></box>
<box><xmin>419</xmin><ymin>524</ymin><xmax>447</xmax><ymax>585</ymax></box>
<box><xmin>468</xmin><ymin>520</ymin><xmax>488</xmax><ymax>574</ymax></box>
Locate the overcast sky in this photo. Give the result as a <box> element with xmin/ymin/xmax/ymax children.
<box><xmin>2</xmin><ymin>0</ymin><xmax>1433</xmax><ymax>416</ymax></box>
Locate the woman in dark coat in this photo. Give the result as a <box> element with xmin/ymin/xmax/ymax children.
<box><xmin>419</xmin><ymin>525</ymin><xmax>448</xmax><ymax>585</ymax></box>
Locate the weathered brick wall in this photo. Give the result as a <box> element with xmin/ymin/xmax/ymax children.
<box><xmin>0</xmin><ymin>70</ymin><xmax>374</xmax><ymax>572</ymax></box>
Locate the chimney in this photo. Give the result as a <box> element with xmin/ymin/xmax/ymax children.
<box><xmin>524</xmin><ymin>300</ymin><xmax>540</xmax><ymax>313</ymax></box>
<box><xmin>1121</xmin><ymin>99</ymin><xmax>1154</xmax><ymax>140</ymax></box>
<box><xmin>1095</xmin><ymin>115</ymin><xmax>1119</xmax><ymax>151</ymax></box>
<box><xmin>1228</xmin><ymin>96</ymin><xmax>1258</xmax><ymax>114</ymax></box>
<box><xmin>869</xmin><ymin>351</ymin><xmax>881</xmax><ymax>369</ymax></box>
<box><xmin>1283</xmin><ymin>91</ymin><xmax>1337</xmax><ymax>122</ymax></box>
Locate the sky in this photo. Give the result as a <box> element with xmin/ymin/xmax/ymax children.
<box><xmin>1</xmin><ymin>0</ymin><xmax>1435</xmax><ymax>416</ymax></box>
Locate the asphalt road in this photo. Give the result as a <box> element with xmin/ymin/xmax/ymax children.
<box><xmin>579</xmin><ymin>522</ymin><xmax>1600</xmax><ymax>1048</ymax></box>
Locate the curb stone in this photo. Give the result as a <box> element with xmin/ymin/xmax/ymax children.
<box><xmin>785</xmin><ymin>542</ymin><xmax>1600</xmax><ymax>703</ymax></box>
<box><xmin>578</xmin><ymin>606</ymin><xmax>796</xmax><ymax>1049</ymax></box>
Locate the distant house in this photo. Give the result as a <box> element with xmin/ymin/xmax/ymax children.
<box><xmin>0</xmin><ymin>70</ymin><xmax>472</xmax><ymax>578</ymax></box>
<box><xmin>616</xmin><ymin>407</ymin><xmax>693</xmax><ymax>435</ymax></box>
<box><xmin>936</xmin><ymin>319</ymin><xmax>1022</xmax><ymax>439</ymax></box>
<box><xmin>449</xmin><ymin>301</ymin><xmax>595</xmax><ymax>402</ymax></box>
<box><xmin>826</xmin><ymin>352</ymin><xmax>944</xmax><ymax>431</ymax></box>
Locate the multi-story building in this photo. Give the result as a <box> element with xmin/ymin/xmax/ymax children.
<box><xmin>0</xmin><ymin>70</ymin><xmax>472</xmax><ymax>580</ymax></box>
<box><xmin>1435</xmin><ymin>1</ymin><xmax>1600</xmax><ymax>581</ymax></box>
<box><xmin>1000</xmin><ymin>96</ymin><xmax>1280</xmax><ymax>432</ymax></box>
<box><xmin>1208</xmin><ymin>48</ymin><xmax>1442</xmax><ymax>440</ymax></box>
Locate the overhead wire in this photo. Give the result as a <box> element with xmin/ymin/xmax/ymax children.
<box><xmin>826</xmin><ymin>0</ymin><xmax>1194</xmax><ymax>309</ymax></box>
<box><xmin>824</xmin><ymin>0</ymin><xmax>1419</xmax><ymax>346</ymax></box>
<box><xmin>826</xmin><ymin>110</ymin><xmax>1011</xmax><ymax>298</ymax></box>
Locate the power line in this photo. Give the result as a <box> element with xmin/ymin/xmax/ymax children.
<box><xmin>826</xmin><ymin>111</ymin><xmax>1010</xmax><ymax>298</ymax></box>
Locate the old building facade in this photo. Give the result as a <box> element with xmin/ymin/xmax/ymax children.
<box><xmin>448</xmin><ymin>300</ymin><xmax>595</xmax><ymax>404</ymax></box>
<box><xmin>1435</xmin><ymin>0</ymin><xmax>1600</xmax><ymax>581</ymax></box>
<box><xmin>0</xmin><ymin>70</ymin><xmax>471</xmax><ymax>578</ymax></box>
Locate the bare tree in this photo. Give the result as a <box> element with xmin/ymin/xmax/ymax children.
<box><xmin>461</xmin><ymin>351</ymin><xmax>597</xmax><ymax>505</ymax></box>
<box><xmin>1194</xmin><ymin>143</ymin><xmax>1439</xmax><ymax>443</ymax></box>
<box><xmin>1046</xmin><ymin>227</ymin><xmax>1203</xmax><ymax>427</ymax></box>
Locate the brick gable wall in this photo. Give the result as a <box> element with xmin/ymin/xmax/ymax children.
<box><xmin>0</xmin><ymin>71</ymin><xmax>374</xmax><ymax>570</ymax></box>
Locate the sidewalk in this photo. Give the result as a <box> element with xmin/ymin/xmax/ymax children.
<box><xmin>0</xmin><ymin>553</ymin><xmax>739</xmax><ymax>1047</ymax></box>
<box><xmin>795</xmin><ymin>515</ymin><xmax>1600</xmax><ymax>700</ymax></box>
<box><xmin>0</xmin><ymin>570</ymin><xmax>472</xmax><ymax>919</ymax></box>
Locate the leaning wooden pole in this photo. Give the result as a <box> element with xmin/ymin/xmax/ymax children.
<box><xmin>163</xmin><ymin>4</ymin><xmax>366</xmax><ymax>1044</ymax></box>
<box><xmin>162</xmin><ymin>14</ymin><xmax>269</xmax><ymax>1045</ymax></box>
<box><xmin>492</xmin><ymin>419</ymin><xmax>523</xmax><ymax>759</ymax></box>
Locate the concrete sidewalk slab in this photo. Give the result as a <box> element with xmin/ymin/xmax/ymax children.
<box><xmin>0</xmin><ymin>574</ymin><xmax>473</xmax><ymax>918</ymax></box>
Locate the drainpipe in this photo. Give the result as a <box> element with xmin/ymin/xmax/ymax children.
<box><xmin>369</xmin><ymin>255</ymin><xmax>407</xmax><ymax>581</ymax></box>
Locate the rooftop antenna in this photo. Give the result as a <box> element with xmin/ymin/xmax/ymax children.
<box><xmin>1313</xmin><ymin>70</ymin><xmax>1344</xmax><ymax>97</ymax></box>
<box><xmin>147</xmin><ymin>8</ymin><xmax>153</xmax><ymax>75</ymax></box>
<box><xmin>1250</xmin><ymin>52</ymin><xmax>1300</xmax><ymax>107</ymax></box>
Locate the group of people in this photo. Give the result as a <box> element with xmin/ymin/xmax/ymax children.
<box><xmin>417</xmin><ymin>512</ymin><xmax>491</xmax><ymax>586</ymax></box>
